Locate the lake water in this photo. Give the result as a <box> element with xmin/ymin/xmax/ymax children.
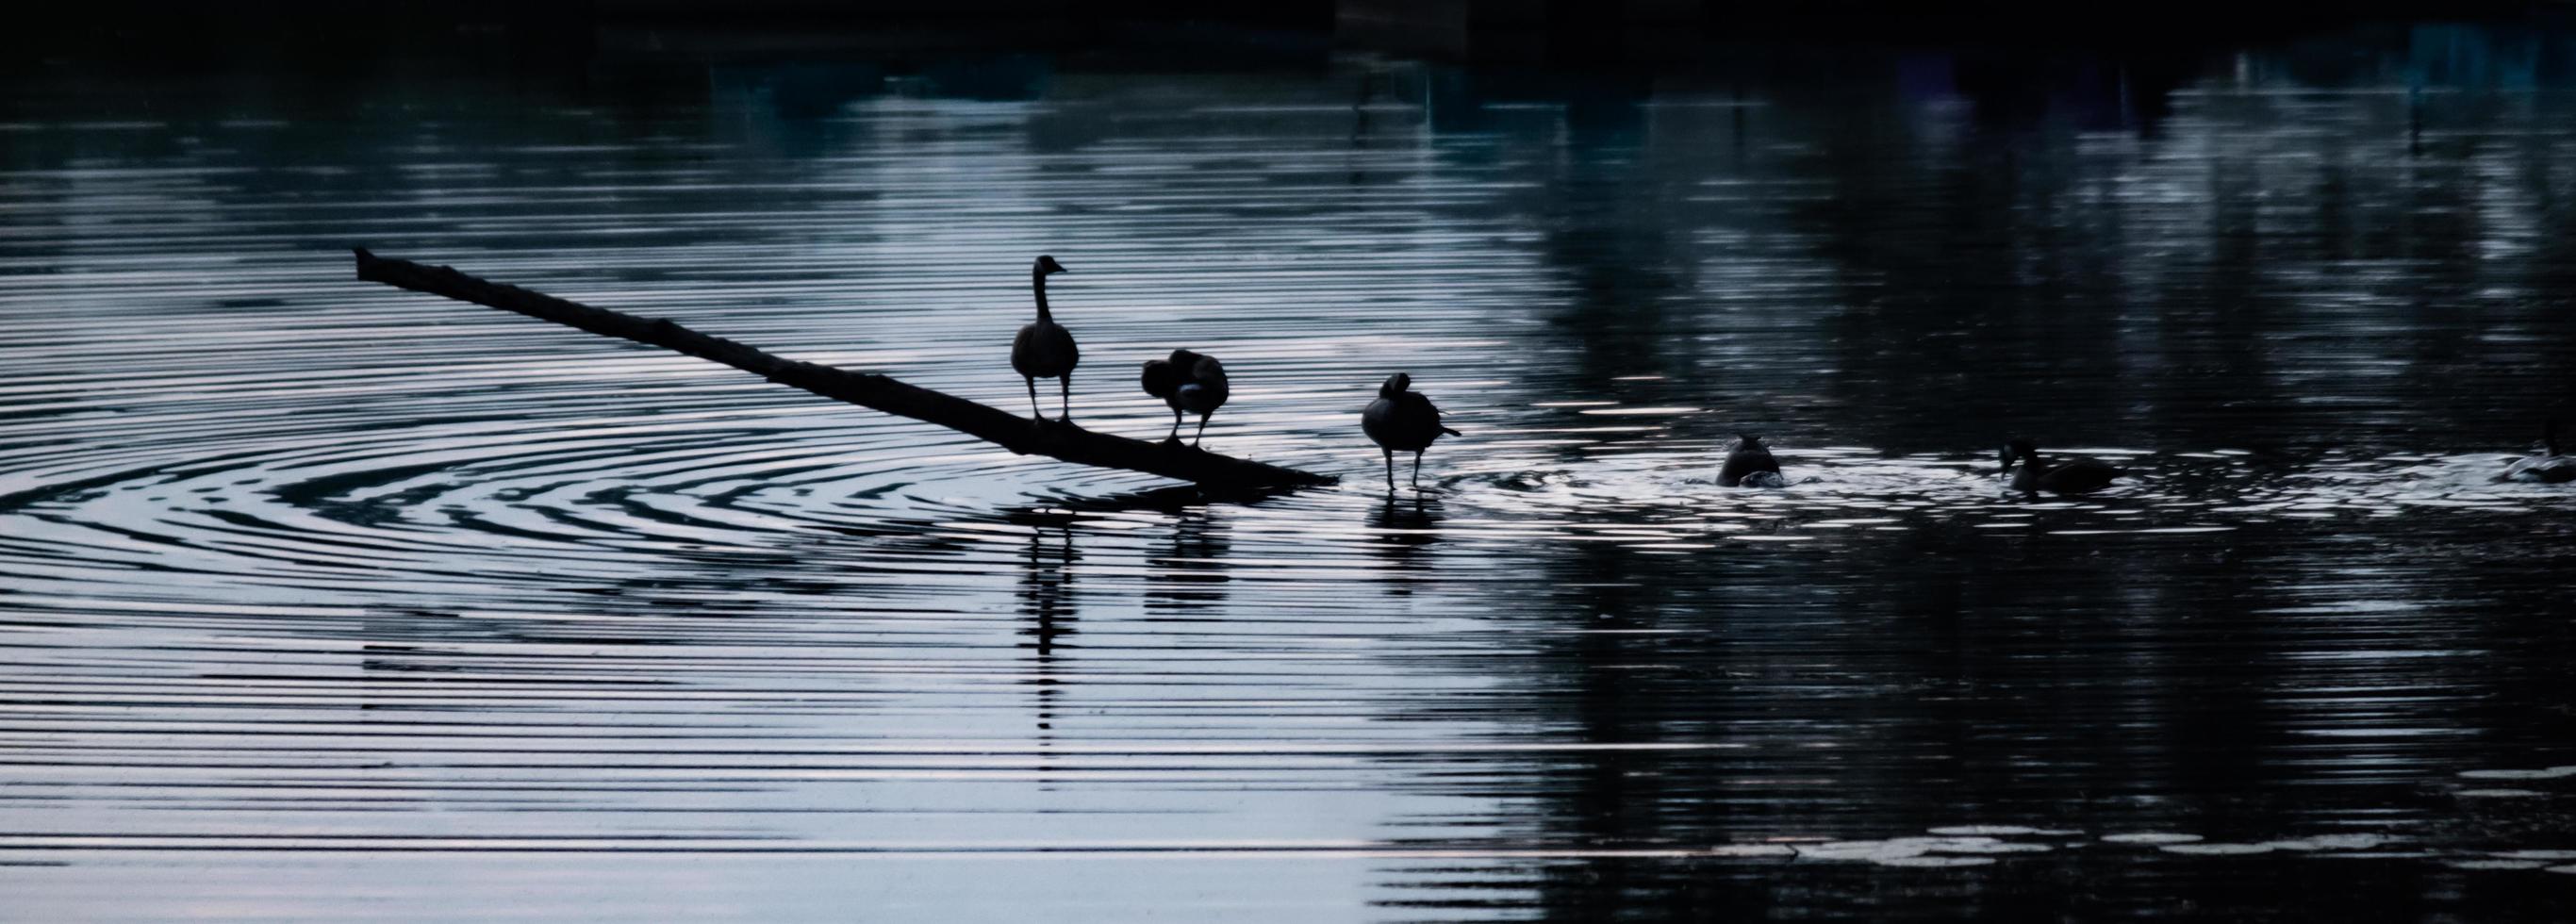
<box><xmin>6</xmin><ymin>22</ymin><xmax>2576</xmax><ymax>920</ymax></box>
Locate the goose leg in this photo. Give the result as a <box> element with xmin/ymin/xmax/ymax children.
<box><xmin>1382</xmin><ymin>449</ymin><xmax>1395</xmax><ymax>494</ymax></box>
<box><xmin>1058</xmin><ymin>375</ymin><xmax>1071</xmax><ymax>422</ymax></box>
<box><xmin>1193</xmin><ymin>415</ymin><xmax>1210</xmax><ymax>447</ymax></box>
<box><xmin>1025</xmin><ymin>377</ymin><xmax>1040</xmax><ymax>421</ymax></box>
<box><xmin>1412</xmin><ymin>451</ymin><xmax>1424</xmax><ymax>489</ymax></box>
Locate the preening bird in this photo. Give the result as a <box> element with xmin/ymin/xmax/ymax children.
<box><xmin>1719</xmin><ymin>433</ymin><xmax>1785</xmax><ymax>487</ymax></box>
<box><xmin>2498</xmin><ymin>419</ymin><xmax>2576</xmax><ymax>484</ymax></box>
<box><xmin>2002</xmin><ymin>438</ymin><xmax>2123</xmax><ymax>494</ymax></box>
<box><xmin>1009</xmin><ymin>255</ymin><xmax>1078</xmax><ymax>421</ymax></box>
<box><xmin>1362</xmin><ymin>372</ymin><xmax>1461</xmax><ymax>493</ymax></box>
<box><xmin>1140</xmin><ymin>349</ymin><xmax>1229</xmax><ymax>446</ymax></box>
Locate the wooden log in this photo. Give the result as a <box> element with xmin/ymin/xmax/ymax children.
<box><xmin>352</xmin><ymin>248</ymin><xmax>1337</xmax><ymax>489</ymax></box>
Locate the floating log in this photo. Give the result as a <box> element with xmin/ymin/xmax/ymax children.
<box><xmin>351</xmin><ymin>249</ymin><xmax>1336</xmax><ymax>489</ymax></box>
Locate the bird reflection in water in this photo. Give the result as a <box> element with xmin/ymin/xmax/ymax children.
<box><xmin>1016</xmin><ymin>526</ymin><xmax>1078</xmax><ymax>738</ymax></box>
<box><xmin>1366</xmin><ymin>495</ymin><xmax>1445</xmax><ymax>593</ymax></box>
<box><xmin>1145</xmin><ymin>508</ymin><xmax>1232</xmax><ymax>618</ymax></box>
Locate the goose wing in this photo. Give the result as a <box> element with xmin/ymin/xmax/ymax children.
<box><xmin>2038</xmin><ymin>457</ymin><xmax>2122</xmax><ymax>492</ymax></box>
<box><xmin>1402</xmin><ymin>392</ymin><xmax>1458</xmax><ymax>439</ymax></box>
<box><xmin>1181</xmin><ymin>355</ymin><xmax>1230</xmax><ymax>412</ymax></box>
<box><xmin>1014</xmin><ymin>322</ymin><xmax>1077</xmax><ymax>377</ymax></box>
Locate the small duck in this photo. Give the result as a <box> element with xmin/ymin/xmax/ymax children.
<box><xmin>1009</xmin><ymin>255</ymin><xmax>1078</xmax><ymax>421</ymax></box>
<box><xmin>2002</xmin><ymin>438</ymin><xmax>2123</xmax><ymax>494</ymax></box>
<box><xmin>1139</xmin><ymin>349</ymin><xmax>1229</xmax><ymax>446</ymax></box>
<box><xmin>2498</xmin><ymin>419</ymin><xmax>2576</xmax><ymax>484</ymax></box>
<box><xmin>1362</xmin><ymin>372</ymin><xmax>1461</xmax><ymax>493</ymax></box>
<box><xmin>1719</xmin><ymin>433</ymin><xmax>1785</xmax><ymax>487</ymax></box>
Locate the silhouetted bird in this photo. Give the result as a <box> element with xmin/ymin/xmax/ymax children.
<box><xmin>1139</xmin><ymin>349</ymin><xmax>1229</xmax><ymax>446</ymax></box>
<box><xmin>1719</xmin><ymin>433</ymin><xmax>1785</xmax><ymax>487</ymax></box>
<box><xmin>2498</xmin><ymin>419</ymin><xmax>2576</xmax><ymax>484</ymax></box>
<box><xmin>2002</xmin><ymin>437</ymin><xmax>2123</xmax><ymax>493</ymax></box>
<box><xmin>1362</xmin><ymin>372</ymin><xmax>1461</xmax><ymax>493</ymax></box>
<box><xmin>1010</xmin><ymin>256</ymin><xmax>1078</xmax><ymax>421</ymax></box>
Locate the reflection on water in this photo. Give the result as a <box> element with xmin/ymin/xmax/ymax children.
<box><xmin>5</xmin><ymin>19</ymin><xmax>2576</xmax><ymax>921</ymax></box>
<box><xmin>1365</xmin><ymin>496</ymin><xmax>1444</xmax><ymax>569</ymax></box>
<box><xmin>1018</xmin><ymin>526</ymin><xmax>1078</xmax><ymax>734</ymax></box>
<box><xmin>1146</xmin><ymin>508</ymin><xmax>1231</xmax><ymax>615</ymax></box>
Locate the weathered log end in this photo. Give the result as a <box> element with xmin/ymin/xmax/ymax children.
<box><xmin>349</xmin><ymin>247</ymin><xmax>1339</xmax><ymax>490</ymax></box>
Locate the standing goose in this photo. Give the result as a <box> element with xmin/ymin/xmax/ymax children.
<box><xmin>2002</xmin><ymin>437</ymin><xmax>2123</xmax><ymax>494</ymax></box>
<box><xmin>1139</xmin><ymin>349</ymin><xmax>1229</xmax><ymax>446</ymax></box>
<box><xmin>1719</xmin><ymin>433</ymin><xmax>1786</xmax><ymax>487</ymax></box>
<box><xmin>1362</xmin><ymin>372</ymin><xmax>1461</xmax><ymax>493</ymax></box>
<box><xmin>2498</xmin><ymin>419</ymin><xmax>2576</xmax><ymax>484</ymax></box>
<box><xmin>1010</xmin><ymin>255</ymin><xmax>1078</xmax><ymax>421</ymax></box>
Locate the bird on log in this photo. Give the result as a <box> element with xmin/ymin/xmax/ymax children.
<box><xmin>1010</xmin><ymin>255</ymin><xmax>1080</xmax><ymax>421</ymax></box>
<box><xmin>1140</xmin><ymin>349</ymin><xmax>1230</xmax><ymax>446</ymax></box>
<box><xmin>348</xmin><ymin>249</ymin><xmax>1333</xmax><ymax>490</ymax></box>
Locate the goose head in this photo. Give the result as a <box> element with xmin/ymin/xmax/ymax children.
<box><xmin>2001</xmin><ymin>437</ymin><xmax>2038</xmax><ymax>471</ymax></box>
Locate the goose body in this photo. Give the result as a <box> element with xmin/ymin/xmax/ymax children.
<box><xmin>1009</xmin><ymin>256</ymin><xmax>1078</xmax><ymax>421</ymax></box>
<box><xmin>1362</xmin><ymin>372</ymin><xmax>1461</xmax><ymax>492</ymax></box>
<box><xmin>2498</xmin><ymin>420</ymin><xmax>2576</xmax><ymax>484</ymax></box>
<box><xmin>2004</xmin><ymin>438</ymin><xmax>2122</xmax><ymax>494</ymax></box>
<box><xmin>1719</xmin><ymin>433</ymin><xmax>1785</xmax><ymax>488</ymax></box>
<box><xmin>1140</xmin><ymin>349</ymin><xmax>1229</xmax><ymax>445</ymax></box>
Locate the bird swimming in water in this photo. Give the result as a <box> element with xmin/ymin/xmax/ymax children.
<box><xmin>1139</xmin><ymin>349</ymin><xmax>1229</xmax><ymax>446</ymax></box>
<box><xmin>1719</xmin><ymin>433</ymin><xmax>1785</xmax><ymax>487</ymax></box>
<box><xmin>2002</xmin><ymin>437</ymin><xmax>2123</xmax><ymax>493</ymax></box>
<box><xmin>1362</xmin><ymin>372</ymin><xmax>1461</xmax><ymax>493</ymax></box>
<box><xmin>1009</xmin><ymin>255</ymin><xmax>1078</xmax><ymax>421</ymax></box>
<box><xmin>2498</xmin><ymin>419</ymin><xmax>2576</xmax><ymax>484</ymax></box>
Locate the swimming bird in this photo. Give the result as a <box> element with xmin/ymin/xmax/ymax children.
<box><xmin>1719</xmin><ymin>433</ymin><xmax>1785</xmax><ymax>487</ymax></box>
<box><xmin>1139</xmin><ymin>349</ymin><xmax>1229</xmax><ymax>446</ymax></box>
<box><xmin>1009</xmin><ymin>256</ymin><xmax>1078</xmax><ymax>421</ymax></box>
<box><xmin>2498</xmin><ymin>419</ymin><xmax>2576</xmax><ymax>484</ymax></box>
<box><xmin>1362</xmin><ymin>372</ymin><xmax>1461</xmax><ymax>493</ymax></box>
<box><xmin>2002</xmin><ymin>438</ymin><xmax>2123</xmax><ymax>493</ymax></box>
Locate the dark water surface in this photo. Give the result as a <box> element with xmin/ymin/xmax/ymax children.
<box><xmin>6</xmin><ymin>23</ymin><xmax>2576</xmax><ymax>920</ymax></box>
